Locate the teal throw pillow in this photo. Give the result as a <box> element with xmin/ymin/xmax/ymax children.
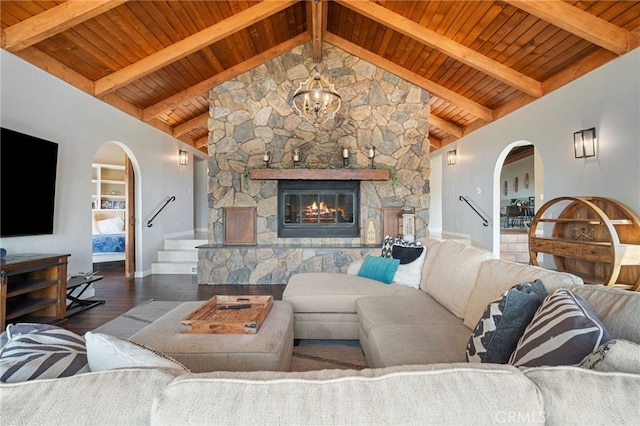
<box><xmin>357</xmin><ymin>255</ymin><xmax>400</xmax><ymax>284</ymax></box>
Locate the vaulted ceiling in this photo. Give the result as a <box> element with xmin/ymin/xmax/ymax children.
<box><xmin>2</xmin><ymin>1</ymin><xmax>639</xmax><ymax>155</ymax></box>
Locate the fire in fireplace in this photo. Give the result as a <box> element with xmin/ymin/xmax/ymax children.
<box><xmin>278</xmin><ymin>180</ymin><xmax>360</xmax><ymax>238</ymax></box>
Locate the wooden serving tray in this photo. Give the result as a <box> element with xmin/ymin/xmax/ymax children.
<box><xmin>180</xmin><ymin>295</ymin><xmax>273</xmax><ymax>334</ymax></box>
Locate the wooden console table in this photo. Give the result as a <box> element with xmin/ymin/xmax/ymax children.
<box><xmin>0</xmin><ymin>253</ymin><xmax>70</xmax><ymax>329</ymax></box>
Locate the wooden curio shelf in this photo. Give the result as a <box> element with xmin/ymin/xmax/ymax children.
<box><xmin>529</xmin><ymin>197</ymin><xmax>640</xmax><ymax>291</ymax></box>
<box><xmin>249</xmin><ymin>168</ymin><xmax>390</xmax><ymax>181</ymax></box>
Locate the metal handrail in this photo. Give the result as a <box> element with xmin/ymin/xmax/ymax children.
<box><xmin>147</xmin><ymin>196</ymin><xmax>176</xmax><ymax>227</ymax></box>
<box><xmin>459</xmin><ymin>195</ymin><xmax>489</xmax><ymax>227</ymax></box>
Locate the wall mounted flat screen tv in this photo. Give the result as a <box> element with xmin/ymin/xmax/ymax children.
<box><xmin>1</xmin><ymin>127</ymin><xmax>59</xmax><ymax>237</ymax></box>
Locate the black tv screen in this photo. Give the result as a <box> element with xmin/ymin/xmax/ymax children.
<box><xmin>1</xmin><ymin>127</ymin><xmax>59</xmax><ymax>237</ymax></box>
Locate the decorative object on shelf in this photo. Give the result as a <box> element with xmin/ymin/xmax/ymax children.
<box><xmin>514</xmin><ymin>176</ymin><xmax>519</xmax><ymax>193</ymax></box>
<box><xmin>178</xmin><ymin>149</ymin><xmax>188</xmax><ymax>166</ymax></box>
<box><xmin>368</xmin><ymin>146</ymin><xmax>376</xmax><ymax>169</ymax></box>
<box><xmin>574</xmin><ymin>127</ymin><xmax>596</xmax><ymax>158</ymax></box>
<box><xmin>573</xmin><ymin>227</ymin><xmax>595</xmax><ymax>241</ymax></box>
<box><xmin>292</xmin><ymin>149</ymin><xmax>300</xmax><ymax>168</ymax></box>
<box><xmin>291</xmin><ymin>66</ymin><xmax>341</xmax><ymax>126</ymax></box>
<box><xmin>263</xmin><ymin>151</ymin><xmax>271</xmax><ymax>168</ymax></box>
<box><xmin>447</xmin><ymin>150</ymin><xmax>457</xmax><ymax>166</ymax></box>
<box><xmin>524</xmin><ymin>172</ymin><xmax>529</xmax><ymax>189</ymax></box>
<box><xmin>398</xmin><ymin>206</ymin><xmax>416</xmax><ymax>243</ymax></box>
<box><xmin>342</xmin><ymin>147</ymin><xmax>349</xmax><ymax>168</ymax></box>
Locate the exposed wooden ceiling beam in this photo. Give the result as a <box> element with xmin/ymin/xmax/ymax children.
<box><xmin>309</xmin><ymin>0</ymin><xmax>326</xmax><ymax>63</ymax></box>
<box><xmin>174</xmin><ymin>114</ymin><xmax>209</xmax><ymax>138</ymax></box>
<box><xmin>542</xmin><ymin>49</ymin><xmax>616</xmax><ymax>94</ymax></box>
<box><xmin>195</xmin><ymin>137</ymin><xmax>209</xmax><ymax>150</ymax></box>
<box><xmin>143</xmin><ymin>33</ymin><xmax>310</xmax><ymax>122</ymax></box>
<box><xmin>429</xmin><ymin>115</ymin><xmax>463</xmax><ymax>138</ymax></box>
<box><xmin>94</xmin><ymin>0</ymin><xmax>297</xmax><ymax>96</ymax></box>
<box><xmin>2</xmin><ymin>0</ymin><xmax>128</xmax><ymax>52</ymax></box>
<box><xmin>15</xmin><ymin>46</ymin><xmax>94</xmax><ymax>94</ymax></box>
<box><xmin>506</xmin><ymin>0</ymin><xmax>629</xmax><ymax>55</ymax></box>
<box><xmin>337</xmin><ymin>0</ymin><xmax>543</xmax><ymax>98</ymax></box>
<box><xmin>325</xmin><ymin>33</ymin><xmax>493</xmax><ymax>122</ymax></box>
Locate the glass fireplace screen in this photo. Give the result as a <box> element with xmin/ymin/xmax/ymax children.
<box><xmin>278</xmin><ymin>180</ymin><xmax>360</xmax><ymax>238</ymax></box>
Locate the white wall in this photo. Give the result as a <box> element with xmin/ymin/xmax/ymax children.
<box><xmin>433</xmin><ymin>48</ymin><xmax>640</xmax><ymax>251</ymax></box>
<box><xmin>0</xmin><ymin>50</ymin><xmax>202</xmax><ymax>276</ymax></box>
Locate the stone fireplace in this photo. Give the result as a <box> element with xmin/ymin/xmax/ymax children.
<box><xmin>198</xmin><ymin>41</ymin><xmax>431</xmax><ymax>285</ymax></box>
<box><xmin>278</xmin><ymin>180</ymin><xmax>359</xmax><ymax>238</ymax></box>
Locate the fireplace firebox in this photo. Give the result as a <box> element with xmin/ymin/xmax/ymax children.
<box><xmin>278</xmin><ymin>180</ymin><xmax>360</xmax><ymax>238</ymax></box>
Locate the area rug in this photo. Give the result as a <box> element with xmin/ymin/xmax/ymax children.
<box><xmin>92</xmin><ymin>301</ymin><xmax>368</xmax><ymax>371</ymax></box>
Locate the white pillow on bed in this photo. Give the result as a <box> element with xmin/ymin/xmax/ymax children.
<box><xmin>96</xmin><ymin>217</ymin><xmax>124</xmax><ymax>234</ymax></box>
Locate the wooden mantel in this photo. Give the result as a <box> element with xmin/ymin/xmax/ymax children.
<box><xmin>249</xmin><ymin>168</ymin><xmax>390</xmax><ymax>181</ymax></box>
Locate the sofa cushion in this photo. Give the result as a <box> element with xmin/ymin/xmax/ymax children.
<box><xmin>362</xmin><ymin>323</ymin><xmax>472</xmax><ymax>367</ymax></box>
<box><xmin>357</xmin><ymin>255</ymin><xmax>399</xmax><ymax>284</ymax></box>
<box><xmin>357</xmin><ymin>294</ymin><xmax>456</xmax><ymax>339</ymax></box>
<box><xmin>421</xmin><ymin>240</ymin><xmax>493</xmax><ymax>319</ymax></box>
<box><xmin>509</xmin><ymin>289</ymin><xmax>611</xmax><ymax>367</ymax></box>
<box><xmin>1</xmin><ymin>368</ymin><xmax>177</xmax><ymax>425</ymax></box>
<box><xmin>151</xmin><ymin>364</ymin><xmax>543</xmax><ymax>425</ymax></box>
<box><xmin>85</xmin><ymin>332</ymin><xmax>189</xmax><ymax>374</ymax></box>
<box><xmin>0</xmin><ymin>323</ymin><xmax>89</xmax><ymax>383</ymax></box>
<box><xmin>570</xmin><ymin>285</ymin><xmax>640</xmax><ymax>343</ymax></box>
<box><xmin>464</xmin><ymin>259</ymin><xmax>584</xmax><ymax>329</ymax></box>
<box><xmin>466</xmin><ymin>280</ymin><xmax>547</xmax><ymax>364</ymax></box>
<box><xmin>525</xmin><ymin>367</ymin><xmax>640</xmax><ymax>425</ymax></box>
<box><xmin>283</xmin><ymin>273</ymin><xmax>419</xmax><ymax>314</ymax></box>
<box><xmin>578</xmin><ymin>339</ymin><xmax>640</xmax><ymax>374</ymax></box>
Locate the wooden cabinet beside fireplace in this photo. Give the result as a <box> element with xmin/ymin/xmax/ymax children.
<box><xmin>1</xmin><ymin>253</ymin><xmax>70</xmax><ymax>329</ymax></box>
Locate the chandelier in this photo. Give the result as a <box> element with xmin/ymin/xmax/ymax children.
<box><xmin>291</xmin><ymin>68</ymin><xmax>341</xmax><ymax>126</ymax></box>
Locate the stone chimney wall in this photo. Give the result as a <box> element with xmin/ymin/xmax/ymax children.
<box><xmin>199</xmin><ymin>42</ymin><xmax>431</xmax><ymax>285</ymax></box>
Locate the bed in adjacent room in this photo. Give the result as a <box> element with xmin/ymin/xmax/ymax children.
<box><xmin>92</xmin><ymin>214</ymin><xmax>125</xmax><ymax>263</ymax></box>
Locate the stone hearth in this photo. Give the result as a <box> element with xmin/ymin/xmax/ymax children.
<box><xmin>198</xmin><ymin>41</ymin><xmax>430</xmax><ymax>285</ymax></box>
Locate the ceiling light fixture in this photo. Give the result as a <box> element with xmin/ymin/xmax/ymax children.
<box><xmin>291</xmin><ymin>67</ymin><xmax>341</xmax><ymax>126</ymax></box>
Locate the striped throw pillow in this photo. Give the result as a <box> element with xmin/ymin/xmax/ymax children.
<box><xmin>0</xmin><ymin>323</ymin><xmax>89</xmax><ymax>383</ymax></box>
<box><xmin>509</xmin><ymin>289</ymin><xmax>611</xmax><ymax>368</ymax></box>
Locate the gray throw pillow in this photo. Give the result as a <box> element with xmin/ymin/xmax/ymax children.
<box><xmin>578</xmin><ymin>339</ymin><xmax>640</xmax><ymax>374</ymax></box>
<box><xmin>466</xmin><ymin>279</ymin><xmax>547</xmax><ymax>364</ymax></box>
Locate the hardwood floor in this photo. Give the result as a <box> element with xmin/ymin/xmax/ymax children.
<box><xmin>64</xmin><ymin>261</ymin><xmax>285</xmax><ymax>336</ymax></box>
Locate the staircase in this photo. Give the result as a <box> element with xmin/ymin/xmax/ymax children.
<box><xmin>151</xmin><ymin>234</ymin><xmax>207</xmax><ymax>275</ymax></box>
<box><xmin>500</xmin><ymin>230</ymin><xmax>531</xmax><ymax>264</ymax></box>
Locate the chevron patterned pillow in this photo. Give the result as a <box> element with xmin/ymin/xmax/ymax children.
<box><xmin>466</xmin><ymin>279</ymin><xmax>547</xmax><ymax>364</ymax></box>
<box><xmin>509</xmin><ymin>289</ymin><xmax>611</xmax><ymax>368</ymax></box>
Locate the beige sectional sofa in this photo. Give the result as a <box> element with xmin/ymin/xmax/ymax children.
<box><xmin>282</xmin><ymin>239</ymin><xmax>595</xmax><ymax>367</ymax></box>
<box><xmin>2</xmin><ymin>238</ymin><xmax>639</xmax><ymax>425</ymax></box>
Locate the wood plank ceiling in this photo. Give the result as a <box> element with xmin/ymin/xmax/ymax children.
<box><xmin>2</xmin><ymin>1</ymin><xmax>639</xmax><ymax>154</ymax></box>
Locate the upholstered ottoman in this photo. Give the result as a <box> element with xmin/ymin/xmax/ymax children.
<box><xmin>129</xmin><ymin>301</ymin><xmax>294</xmax><ymax>373</ymax></box>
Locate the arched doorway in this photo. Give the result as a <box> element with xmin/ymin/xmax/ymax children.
<box><xmin>493</xmin><ymin>141</ymin><xmax>542</xmax><ymax>260</ymax></box>
<box><xmin>91</xmin><ymin>142</ymin><xmax>138</xmax><ymax>277</ymax></box>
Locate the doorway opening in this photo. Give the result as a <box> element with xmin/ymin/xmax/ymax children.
<box><xmin>494</xmin><ymin>142</ymin><xmax>542</xmax><ymax>262</ymax></box>
<box><xmin>91</xmin><ymin>142</ymin><xmax>137</xmax><ymax>277</ymax></box>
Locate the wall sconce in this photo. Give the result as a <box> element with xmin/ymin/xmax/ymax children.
<box><xmin>574</xmin><ymin>128</ymin><xmax>596</xmax><ymax>158</ymax></box>
<box><xmin>447</xmin><ymin>150</ymin><xmax>457</xmax><ymax>165</ymax></box>
<box><xmin>179</xmin><ymin>149</ymin><xmax>188</xmax><ymax>166</ymax></box>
